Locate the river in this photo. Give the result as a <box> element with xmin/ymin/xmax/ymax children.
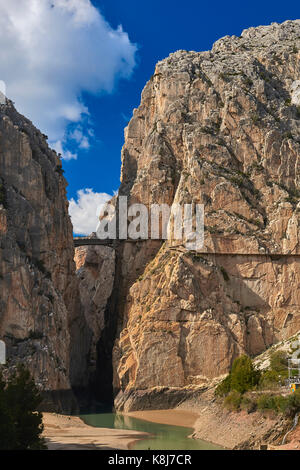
<box><xmin>80</xmin><ymin>412</ymin><xmax>223</xmax><ymax>450</ymax></box>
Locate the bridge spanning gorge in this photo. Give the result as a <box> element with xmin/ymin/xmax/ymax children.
<box><xmin>73</xmin><ymin>238</ymin><xmax>300</xmax><ymax>258</ymax></box>
<box><xmin>73</xmin><ymin>238</ymin><xmax>141</xmax><ymax>247</ymax></box>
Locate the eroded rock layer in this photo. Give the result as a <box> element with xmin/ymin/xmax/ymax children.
<box><xmin>110</xmin><ymin>20</ymin><xmax>300</xmax><ymax>410</ymax></box>
<box><xmin>0</xmin><ymin>102</ymin><xmax>89</xmax><ymax>411</ymax></box>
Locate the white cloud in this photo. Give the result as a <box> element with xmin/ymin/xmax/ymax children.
<box><xmin>69</xmin><ymin>125</ymin><xmax>91</xmax><ymax>150</ymax></box>
<box><xmin>0</xmin><ymin>0</ymin><xmax>137</xmax><ymax>158</ymax></box>
<box><xmin>79</xmin><ymin>137</ymin><xmax>90</xmax><ymax>149</ymax></box>
<box><xmin>52</xmin><ymin>140</ymin><xmax>78</xmax><ymax>161</ymax></box>
<box><xmin>69</xmin><ymin>188</ymin><xmax>112</xmax><ymax>235</ymax></box>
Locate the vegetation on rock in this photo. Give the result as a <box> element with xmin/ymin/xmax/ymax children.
<box><xmin>216</xmin><ymin>351</ymin><xmax>300</xmax><ymax>418</ymax></box>
<box><xmin>216</xmin><ymin>355</ymin><xmax>261</xmax><ymax>396</ymax></box>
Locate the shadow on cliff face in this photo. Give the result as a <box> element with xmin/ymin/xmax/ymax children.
<box><xmin>40</xmin><ymin>390</ymin><xmax>79</xmax><ymax>414</ymax></box>
<box><xmin>77</xmin><ymin>236</ymin><xmax>124</xmax><ymax>409</ymax></box>
<box><xmin>90</xmin><ymin>247</ymin><xmax>122</xmax><ymax>409</ymax></box>
<box><xmin>89</xmin><ymin>238</ymin><xmax>164</xmax><ymax>409</ymax></box>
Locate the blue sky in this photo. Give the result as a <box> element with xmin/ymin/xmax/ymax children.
<box><xmin>66</xmin><ymin>0</ymin><xmax>300</xmax><ymax>233</ymax></box>
<box><xmin>0</xmin><ymin>0</ymin><xmax>299</xmax><ymax>234</ymax></box>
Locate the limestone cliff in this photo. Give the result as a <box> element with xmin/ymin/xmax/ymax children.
<box><xmin>0</xmin><ymin>101</ymin><xmax>89</xmax><ymax>411</ymax></box>
<box><xmin>2</xmin><ymin>18</ymin><xmax>299</xmax><ymax>416</ymax></box>
<box><xmin>82</xmin><ymin>19</ymin><xmax>300</xmax><ymax>411</ymax></box>
<box><xmin>74</xmin><ymin>243</ymin><xmax>115</xmax><ymax>399</ymax></box>
<box><xmin>73</xmin><ymin>20</ymin><xmax>300</xmax><ymax>411</ymax></box>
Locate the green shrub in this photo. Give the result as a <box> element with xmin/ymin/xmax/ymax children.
<box><xmin>55</xmin><ymin>165</ymin><xmax>65</xmax><ymax>175</ymax></box>
<box><xmin>230</xmin><ymin>355</ymin><xmax>261</xmax><ymax>394</ymax></box>
<box><xmin>275</xmin><ymin>395</ymin><xmax>290</xmax><ymax>414</ymax></box>
<box><xmin>283</xmin><ymin>389</ymin><xmax>300</xmax><ymax>417</ymax></box>
<box><xmin>215</xmin><ymin>374</ymin><xmax>231</xmax><ymax>397</ymax></box>
<box><xmin>215</xmin><ymin>355</ymin><xmax>260</xmax><ymax>400</ymax></box>
<box><xmin>259</xmin><ymin>369</ymin><xmax>282</xmax><ymax>389</ymax></box>
<box><xmin>250</xmin><ymin>113</ymin><xmax>260</xmax><ymax>123</ymax></box>
<box><xmin>257</xmin><ymin>351</ymin><xmax>288</xmax><ymax>390</ymax></box>
<box><xmin>256</xmin><ymin>391</ymin><xmax>300</xmax><ymax>417</ymax></box>
<box><xmin>257</xmin><ymin>394</ymin><xmax>277</xmax><ymax>411</ymax></box>
<box><xmin>270</xmin><ymin>351</ymin><xmax>288</xmax><ymax>374</ymax></box>
<box><xmin>240</xmin><ymin>395</ymin><xmax>257</xmax><ymax>413</ymax></box>
<box><xmin>224</xmin><ymin>390</ymin><xmax>242</xmax><ymax>411</ymax></box>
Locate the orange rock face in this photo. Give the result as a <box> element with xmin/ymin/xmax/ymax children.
<box><xmin>108</xmin><ymin>20</ymin><xmax>300</xmax><ymax>409</ymax></box>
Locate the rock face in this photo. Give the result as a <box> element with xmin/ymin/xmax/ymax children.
<box><xmin>8</xmin><ymin>19</ymin><xmax>299</xmax><ymax>412</ymax></box>
<box><xmin>74</xmin><ymin>244</ymin><xmax>115</xmax><ymax>387</ymax></box>
<box><xmin>104</xmin><ymin>20</ymin><xmax>300</xmax><ymax>410</ymax></box>
<box><xmin>0</xmin><ymin>101</ymin><xmax>89</xmax><ymax>411</ymax></box>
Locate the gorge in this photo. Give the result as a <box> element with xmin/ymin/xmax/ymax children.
<box><xmin>0</xmin><ymin>19</ymin><xmax>300</xmax><ymax>421</ymax></box>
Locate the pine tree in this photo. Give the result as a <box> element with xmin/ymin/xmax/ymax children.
<box><xmin>0</xmin><ymin>365</ymin><xmax>46</xmax><ymax>450</ymax></box>
<box><xmin>230</xmin><ymin>355</ymin><xmax>260</xmax><ymax>394</ymax></box>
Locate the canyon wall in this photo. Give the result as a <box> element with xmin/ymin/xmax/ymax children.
<box><xmin>78</xmin><ymin>20</ymin><xmax>300</xmax><ymax>411</ymax></box>
<box><xmin>3</xmin><ymin>19</ymin><xmax>299</xmax><ymax>413</ymax></box>
<box><xmin>0</xmin><ymin>101</ymin><xmax>90</xmax><ymax>411</ymax></box>
<box><xmin>74</xmin><ymin>243</ymin><xmax>115</xmax><ymax>402</ymax></box>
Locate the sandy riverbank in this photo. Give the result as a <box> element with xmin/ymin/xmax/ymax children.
<box><xmin>42</xmin><ymin>413</ymin><xmax>149</xmax><ymax>450</ymax></box>
<box><xmin>125</xmin><ymin>409</ymin><xmax>199</xmax><ymax>428</ymax></box>
<box><xmin>43</xmin><ymin>402</ymin><xmax>297</xmax><ymax>450</ymax></box>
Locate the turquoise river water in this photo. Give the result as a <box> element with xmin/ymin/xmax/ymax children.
<box><xmin>80</xmin><ymin>412</ymin><xmax>223</xmax><ymax>450</ymax></box>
